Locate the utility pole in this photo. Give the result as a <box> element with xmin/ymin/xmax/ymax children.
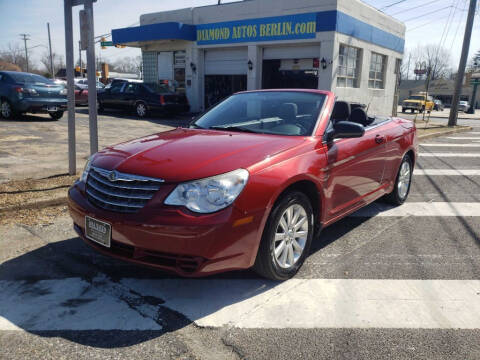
<box><xmin>79</xmin><ymin>41</ymin><xmax>83</xmax><ymax>77</ymax></box>
<box><xmin>448</xmin><ymin>0</ymin><xmax>477</xmax><ymax>127</ymax></box>
<box><xmin>84</xmin><ymin>0</ymin><xmax>98</xmax><ymax>154</ymax></box>
<box><xmin>47</xmin><ymin>23</ymin><xmax>54</xmax><ymax>78</ymax></box>
<box><xmin>19</xmin><ymin>33</ymin><xmax>30</xmax><ymax>72</ymax></box>
<box><xmin>64</xmin><ymin>0</ymin><xmax>76</xmax><ymax>175</ymax></box>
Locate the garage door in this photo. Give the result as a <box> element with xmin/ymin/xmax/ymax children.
<box><xmin>205</xmin><ymin>48</ymin><xmax>247</xmax><ymax>75</ymax></box>
<box><xmin>263</xmin><ymin>44</ymin><xmax>320</xmax><ymax>60</ymax></box>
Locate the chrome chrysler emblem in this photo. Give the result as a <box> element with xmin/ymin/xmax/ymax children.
<box><xmin>109</xmin><ymin>171</ymin><xmax>117</xmax><ymax>181</ymax></box>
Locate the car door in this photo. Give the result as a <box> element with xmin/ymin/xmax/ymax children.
<box><xmin>102</xmin><ymin>81</ymin><xmax>125</xmax><ymax>109</ymax></box>
<box><xmin>119</xmin><ymin>83</ymin><xmax>137</xmax><ymax>109</ymax></box>
<box><xmin>323</xmin><ymin>123</ymin><xmax>388</xmax><ymax>221</ymax></box>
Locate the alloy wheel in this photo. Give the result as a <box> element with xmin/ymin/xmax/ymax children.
<box><xmin>1</xmin><ymin>101</ymin><xmax>11</xmax><ymax>118</ymax></box>
<box><xmin>273</xmin><ymin>204</ymin><xmax>309</xmax><ymax>269</ymax></box>
<box><xmin>136</xmin><ymin>103</ymin><xmax>146</xmax><ymax>117</ymax></box>
<box><xmin>397</xmin><ymin>160</ymin><xmax>411</xmax><ymax>200</ymax></box>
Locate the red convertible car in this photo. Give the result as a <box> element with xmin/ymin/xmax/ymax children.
<box><xmin>68</xmin><ymin>89</ymin><xmax>417</xmax><ymax>280</ymax></box>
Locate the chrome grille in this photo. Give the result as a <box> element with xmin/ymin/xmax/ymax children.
<box><xmin>86</xmin><ymin>167</ymin><xmax>164</xmax><ymax>213</ymax></box>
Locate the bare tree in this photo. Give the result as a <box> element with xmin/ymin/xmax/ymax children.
<box><xmin>468</xmin><ymin>49</ymin><xmax>480</xmax><ymax>71</ymax></box>
<box><xmin>111</xmin><ymin>56</ymin><xmax>142</xmax><ymax>74</ymax></box>
<box><xmin>0</xmin><ymin>43</ymin><xmax>27</xmax><ymax>71</ymax></box>
<box><xmin>410</xmin><ymin>44</ymin><xmax>453</xmax><ymax>81</ymax></box>
<box><xmin>40</xmin><ymin>51</ymin><xmax>65</xmax><ymax>76</ymax></box>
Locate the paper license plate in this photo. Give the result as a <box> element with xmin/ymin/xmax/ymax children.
<box><xmin>85</xmin><ymin>216</ymin><xmax>111</xmax><ymax>248</ymax></box>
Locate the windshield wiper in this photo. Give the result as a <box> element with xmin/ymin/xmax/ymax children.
<box><xmin>209</xmin><ymin>125</ymin><xmax>259</xmax><ymax>133</ymax></box>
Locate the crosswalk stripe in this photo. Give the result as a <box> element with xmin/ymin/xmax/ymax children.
<box><xmin>420</xmin><ymin>143</ymin><xmax>480</xmax><ymax>147</ymax></box>
<box><xmin>446</xmin><ymin>137</ymin><xmax>480</xmax><ymax>140</ymax></box>
<box><xmin>3</xmin><ymin>278</ymin><xmax>479</xmax><ymax>330</ymax></box>
<box><xmin>413</xmin><ymin>169</ymin><xmax>480</xmax><ymax>175</ymax></box>
<box><xmin>419</xmin><ymin>153</ymin><xmax>479</xmax><ymax>157</ymax></box>
<box><xmin>350</xmin><ymin>202</ymin><xmax>480</xmax><ymax>217</ymax></box>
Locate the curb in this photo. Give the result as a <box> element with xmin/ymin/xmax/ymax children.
<box><xmin>418</xmin><ymin>126</ymin><xmax>473</xmax><ymax>141</ymax></box>
<box><xmin>0</xmin><ymin>196</ymin><xmax>67</xmax><ymax>214</ymax></box>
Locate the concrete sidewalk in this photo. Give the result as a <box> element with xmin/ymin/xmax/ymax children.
<box><xmin>396</xmin><ymin>106</ymin><xmax>480</xmax><ymax>120</ymax></box>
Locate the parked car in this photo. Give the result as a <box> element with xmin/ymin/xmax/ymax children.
<box><xmin>433</xmin><ymin>99</ymin><xmax>444</xmax><ymax>111</ymax></box>
<box><xmin>97</xmin><ymin>79</ymin><xmax>189</xmax><ymax>118</ymax></box>
<box><xmin>74</xmin><ymin>85</ymin><xmax>89</xmax><ymax>106</ymax></box>
<box><xmin>458</xmin><ymin>101</ymin><xmax>470</xmax><ymax>112</ymax></box>
<box><xmin>401</xmin><ymin>93</ymin><xmax>434</xmax><ymax>113</ymax></box>
<box><xmin>75</xmin><ymin>78</ymin><xmax>105</xmax><ymax>90</ymax></box>
<box><xmin>0</xmin><ymin>71</ymin><xmax>67</xmax><ymax>120</ymax></box>
<box><xmin>68</xmin><ymin>89</ymin><xmax>417</xmax><ymax>280</ymax></box>
<box><xmin>74</xmin><ymin>80</ymin><xmax>104</xmax><ymax>106</ymax></box>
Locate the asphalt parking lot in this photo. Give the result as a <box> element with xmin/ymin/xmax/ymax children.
<box><xmin>0</xmin><ymin>108</ymin><xmax>190</xmax><ymax>182</ymax></box>
<box><xmin>1</xmin><ymin>111</ymin><xmax>479</xmax><ymax>359</ymax></box>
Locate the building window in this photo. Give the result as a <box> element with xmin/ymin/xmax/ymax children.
<box><xmin>337</xmin><ymin>44</ymin><xmax>361</xmax><ymax>88</ymax></box>
<box><xmin>369</xmin><ymin>52</ymin><xmax>386</xmax><ymax>89</ymax></box>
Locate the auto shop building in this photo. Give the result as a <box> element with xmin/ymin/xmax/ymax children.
<box><xmin>112</xmin><ymin>0</ymin><xmax>405</xmax><ymax>115</ymax></box>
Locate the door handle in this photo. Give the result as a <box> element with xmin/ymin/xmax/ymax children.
<box><xmin>375</xmin><ymin>135</ymin><xmax>385</xmax><ymax>144</ymax></box>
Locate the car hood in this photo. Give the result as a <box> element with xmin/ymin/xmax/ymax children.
<box><xmin>92</xmin><ymin>128</ymin><xmax>306</xmax><ymax>182</ymax></box>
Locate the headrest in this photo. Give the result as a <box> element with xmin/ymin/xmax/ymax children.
<box><xmin>349</xmin><ymin>107</ymin><xmax>370</xmax><ymax>126</ymax></box>
<box><xmin>331</xmin><ymin>101</ymin><xmax>350</xmax><ymax>121</ymax></box>
<box><xmin>278</xmin><ymin>103</ymin><xmax>298</xmax><ymax>122</ymax></box>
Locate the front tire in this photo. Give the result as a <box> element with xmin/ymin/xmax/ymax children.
<box><xmin>384</xmin><ymin>154</ymin><xmax>413</xmax><ymax>205</ymax></box>
<box><xmin>49</xmin><ymin>111</ymin><xmax>64</xmax><ymax>120</ymax></box>
<box><xmin>402</xmin><ymin>108</ymin><xmax>406</xmax><ymax>113</ymax></box>
<box><xmin>253</xmin><ymin>191</ymin><xmax>314</xmax><ymax>280</ymax></box>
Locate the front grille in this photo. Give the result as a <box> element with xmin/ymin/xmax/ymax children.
<box><xmin>86</xmin><ymin>167</ymin><xmax>164</xmax><ymax>213</ymax></box>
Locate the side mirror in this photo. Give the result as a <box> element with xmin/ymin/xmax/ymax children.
<box><xmin>327</xmin><ymin>121</ymin><xmax>365</xmax><ymax>141</ymax></box>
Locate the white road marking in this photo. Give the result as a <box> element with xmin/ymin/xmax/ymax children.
<box><xmin>413</xmin><ymin>169</ymin><xmax>480</xmax><ymax>176</ymax></box>
<box><xmin>350</xmin><ymin>202</ymin><xmax>480</xmax><ymax>217</ymax></box>
<box><xmin>446</xmin><ymin>137</ymin><xmax>480</xmax><ymax>140</ymax></box>
<box><xmin>419</xmin><ymin>153</ymin><xmax>480</xmax><ymax>157</ymax></box>
<box><xmin>2</xmin><ymin>278</ymin><xmax>480</xmax><ymax>330</ymax></box>
<box><xmin>420</xmin><ymin>143</ymin><xmax>480</xmax><ymax>147</ymax></box>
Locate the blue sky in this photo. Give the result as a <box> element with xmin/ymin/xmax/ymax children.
<box><xmin>0</xmin><ymin>0</ymin><xmax>479</xmax><ymax>72</ymax></box>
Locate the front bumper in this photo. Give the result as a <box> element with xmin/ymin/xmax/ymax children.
<box><xmin>16</xmin><ymin>98</ymin><xmax>68</xmax><ymax>113</ymax></box>
<box><xmin>402</xmin><ymin>103</ymin><xmax>422</xmax><ymax>110</ymax></box>
<box><xmin>68</xmin><ymin>181</ymin><xmax>265</xmax><ymax>276</ymax></box>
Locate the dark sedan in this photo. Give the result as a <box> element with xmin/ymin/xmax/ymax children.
<box><xmin>97</xmin><ymin>79</ymin><xmax>189</xmax><ymax>118</ymax></box>
<box><xmin>0</xmin><ymin>71</ymin><xmax>67</xmax><ymax>120</ymax></box>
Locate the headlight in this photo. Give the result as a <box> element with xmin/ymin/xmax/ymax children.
<box><xmin>164</xmin><ymin>169</ymin><xmax>249</xmax><ymax>213</ymax></box>
<box><xmin>59</xmin><ymin>88</ymin><xmax>68</xmax><ymax>95</ymax></box>
<box><xmin>80</xmin><ymin>156</ymin><xmax>93</xmax><ymax>182</ymax></box>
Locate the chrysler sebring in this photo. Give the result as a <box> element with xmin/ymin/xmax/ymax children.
<box><xmin>68</xmin><ymin>89</ymin><xmax>417</xmax><ymax>280</ymax></box>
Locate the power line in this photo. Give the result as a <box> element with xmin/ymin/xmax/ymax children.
<box><xmin>380</xmin><ymin>0</ymin><xmax>408</xmax><ymax>11</ymax></box>
<box><xmin>401</xmin><ymin>5</ymin><xmax>453</xmax><ymax>22</ymax></box>
<box><xmin>406</xmin><ymin>14</ymin><xmax>452</xmax><ymax>31</ymax></box>
<box><xmin>390</xmin><ymin>0</ymin><xmax>443</xmax><ymax>16</ymax></box>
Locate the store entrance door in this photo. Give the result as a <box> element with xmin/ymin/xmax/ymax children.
<box><xmin>204</xmin><ymin>75</ymin><xmax>247</xmax><ymax>109</ymax></box>
<box><xmin>262</xmin><ymin>59</ymin><xmax>318</xmax><ymax>89</ymax></box>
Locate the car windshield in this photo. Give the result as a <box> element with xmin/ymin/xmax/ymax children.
<box><xmin>143</xmin><ymin>82</ymin><xmax>173</xmax><ymax>93</ymax></box>
<box><xmin>409</xmin><ymin>96</ymin><xmax>425</xmax><ymax>100</ymax></box>
<box><xmin>459</xmin><ymin>101</ymin><xmax>468</xmax><ymax>105</ymax></box>
<box><xmin>192</xmin><ymin>91</ymin><xmax>326</xmax><ymax>136</ymax></box>
<box><xmin>8</xmin><ymin>73</ymin><xmax>53</xmax><ymax>85</ymax></box>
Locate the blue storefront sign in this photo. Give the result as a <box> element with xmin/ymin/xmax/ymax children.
<box><xmin>196</xmin><ymin>13</ymin><xmax>317</xmax><ymax>45</ymax></box>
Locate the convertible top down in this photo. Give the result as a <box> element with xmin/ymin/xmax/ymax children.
<box><xmin>68</xmin><ymin>89</ymin><xmax>417</xmax><ymax>280</ymax></box>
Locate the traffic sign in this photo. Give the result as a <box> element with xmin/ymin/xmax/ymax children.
<box><xmin>100</xmin><ymin>41</ymin><xmax>113</xmax><ymax>47</ymax></box>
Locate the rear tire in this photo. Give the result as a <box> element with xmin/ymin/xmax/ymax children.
<box><xmin>0</xmin><ymin>100</ymin><xmax>16</xmax><ymax>119</ymax></box>
<box><xmin>49</xmin><ymin>111</ymin><xmax>64</xmax><ymax>120</ymax></box>
<box><xmin>401</xmin><ymin>108</ymin><xmax>406</xmax><ymax>113</ymax></box>
<box><xmin>384</xmin><ymin>154</ymin><xmax>413</xmax><ymax>205</ymax></box>
<box><xmin>135</xmin><ymin>102</ymin><xmax>147</xmax><ymax>118</ymax></box>
<box><xmin>253</xmin><ymin>191</ymin><xmax>314</xmax><ymax>280</ymax></box>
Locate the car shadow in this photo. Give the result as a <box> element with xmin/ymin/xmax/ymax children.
<box><xmin>0</xmin><ymin>213</ymin><xmax>370</xmax><ymax>349</ymax></box>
